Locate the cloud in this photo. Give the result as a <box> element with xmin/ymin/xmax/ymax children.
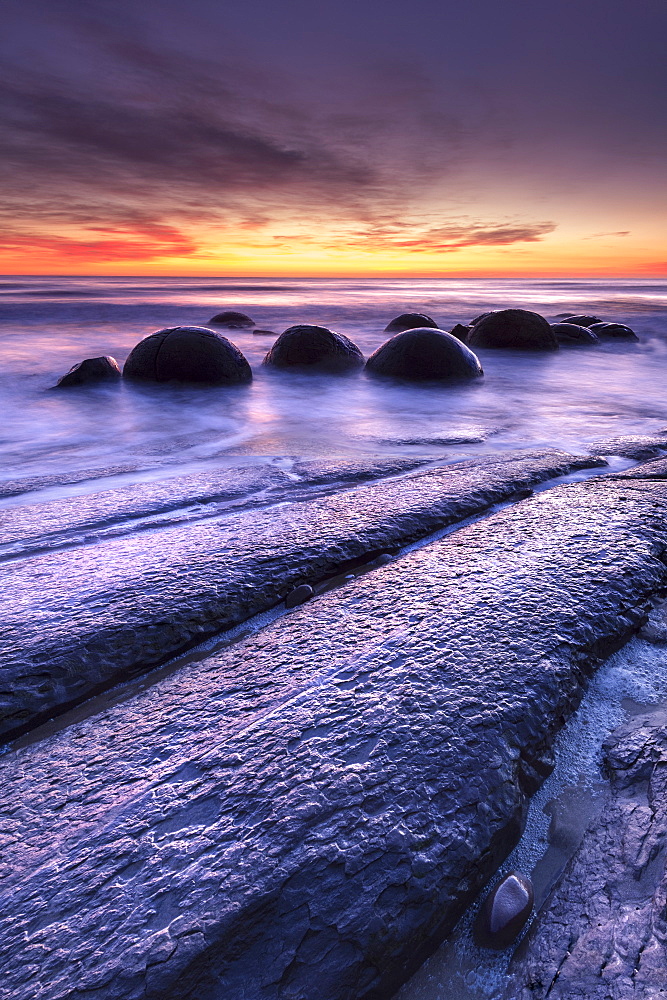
<box><xmin>301</xmin><ymin>218</ymin><xmax>558</xmax><ymax>253</ymax></box>
<box><xmin>0</xmin><ymin>222</ymin><xmax>202</xmax><ymax>262</ymax></box>
<box><xmin>583</xmin><ymin>231</ymin><xmax>631</xmax><ymax>239</ymax></box>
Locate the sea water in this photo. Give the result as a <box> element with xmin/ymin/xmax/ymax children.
<box><xmin>1</xmin><ymin>276</ymin><xmax>666</xmax><ymax>494</ymax></box>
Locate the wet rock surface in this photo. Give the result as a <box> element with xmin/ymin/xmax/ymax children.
<box><xmin>262</xmin><ymin>325</ymin><xmax>364</xmax><ymax>371</ymax></box>
<box><xmin>123</xmin><ymin>327</ymin><xmax>252</xmax><ymax>384</ymax></box>
<box><xmin>54</xmin><ymin>355</ymin><xmax>122</xmax><ymax>387</ymax></box>
<box><xmin>365</xmin><ymin>328</ymin><xmax>484</xmax><ymax>380</ymax></box>
<box><xmin>0</xmin><ymin>449</ymin><xmax>599</xmax><ymax>740</ymax></box>
<box><xmin>0</xmin><ymin>458</ymin><xmax>428</xmax><ymax>552</ymax></box>
<box><xmin>468</xmin><ymin>309</ymin><xmax>558</xmax><ymax>351</ymax></box>
<box><xmin>0</xmin><ymin>464</ymin><xmax>141</xmax><ymax>499</ymax></box>
<box><xmin>2</xmin><ymin>479</ymin><xmax>667</xmax><ymax>999</ymax></box>
<box><xmin>504</xmin><ymin>708</ymin><xmax>667</xmax><ymax>999</ymax></box>
<box><xmin>590</xmin><ymin>433</ymin><xmax>667</xmax><ymax>459</ymax></box>
<box><xmin>616</xmin><ymin>455</ymin><xmax>667</xmax><ymax>478</ymax></box>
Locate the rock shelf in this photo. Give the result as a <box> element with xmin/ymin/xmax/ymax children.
<box><xmin>0</xmin><ymin>450</ymin><xmax>599</xmax><ymax>741</ymax></box>
<box><xmin>3</xmin><ymin>477</ymin><xmax>667</xmax><ymax>998</ymax></box>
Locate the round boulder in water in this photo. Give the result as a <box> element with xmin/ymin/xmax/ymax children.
<box><xmin>208</xmin><ymin>310</ymin><xmax>255</xmax><ymax>328</ymax></box>
<box><xmin>384</xmin><ymin>312</ymin><xmax>439</xmax><ymax>333</ymax></box>
<box><xmin>123</xmin><ymin>327</ymin><xmax>252</xmax><ymax>384</ymax></box>
<box><xmin>54</xmin><ymin>356</ymin><xmax>121</xmax><ymax>388</ymax></box>
<box><xmin>560</xmin><ymin>314</ymin><xmax>603</xmax><ymax>327</ymax></box>
<box><xmin>469</xmin><ymin>312</ymin><xmax>492</xmax><ymax>326</ymax></box>
<box><xmin>263</xmin><ymin>325</ymin><xmax>364</xmax><ymax>372</ymax></box>
<box><xmin>551</xmin><ymin>322</ymin><xmax>600</xmax><ymax>346</ymax></box>
<box><xmin>474</xmin><ymin>872</ymin><xmax>534</xmax><ymax>949</ymax></box>
<box><xmin>365</xmin><ymin>328</ymin><xmax>483</xmax><ymax>381</ymax></box>
<box><xmin>589</xmin><ymin>321</ymin><xmax>639</xmax><ymax>340</ymax></box>
<box><xmin>468</xmin><ymin>309</ymin><xmax>557</xmax><ymax>351</ymax></box>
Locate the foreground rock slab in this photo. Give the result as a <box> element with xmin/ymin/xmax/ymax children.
<box><xmin>0</xmin><ymin>450</ymin><xmax>598</xmax><ymax>740</ymax></box>
<box><xmin>2</xmin><ymin>479</ymin><xmax>667</xmax><ymax>999</ymax></box>
<box><xmin>504</xmin><ymin>707</ymin><xmax>667</xmax><ymax>999</ymax></box>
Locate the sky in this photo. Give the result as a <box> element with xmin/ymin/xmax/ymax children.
<box><xmin>1</xmin><ymin>0</ymin><xmax>665</xmax><ymax>276</ymax></box>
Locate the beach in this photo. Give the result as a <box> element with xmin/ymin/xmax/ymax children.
<box><xmin>2</xmin><ymin>276</ymin><xmax>667</xmax><ymax>999</ymax></box>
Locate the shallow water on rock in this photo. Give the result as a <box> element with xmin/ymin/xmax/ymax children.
<box><xmin>1</xmin><ymin>276</ymin><xmax>666</xmax><ymax>494</ymax></box>
<box><xmin>396</xmin><ymin>634</ymin><xmax>667</xmax><ymax>1000</ymax></box>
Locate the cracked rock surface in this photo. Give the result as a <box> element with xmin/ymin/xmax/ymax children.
<box><xmin>2</xmin><ymin>479</ymin><xmax>667</xmax><ymax>999</ymax></box>
<box><xmin>0</xmin><ymin>449</ymin><xmax>598</xmax><ymax>741</ymax></box>
<box><xmin>504</xmin><ymin>708</ymin><xmax>667</xmax><ymax>999</ymax></box>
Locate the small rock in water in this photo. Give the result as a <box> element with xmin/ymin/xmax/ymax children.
<box><xmin>449</xmin><ymin>323</ymin><xmax>471</xmax><ymax>341</ymax></box>
<box><xmin>474</xmin><ymin>871</ymin><xmax>534</xmax><ymax>949</ymax></box>
<box><xmin>384</xmin><ymin>312</ymin><xmax>439</xmax><ymax>333</ymax></box>
<box><xmin>208</xmin><ymin>310</ymin><xmax>255</xmax><ymax>328</ymax></box>
<box><xmin>54</xmin><ymin>356</ymin><xmax>121</xmax><ymax>388</ymax></box>
<box><xmin>559</xmin><ymin>313</ymin><xmax>603</xmax><ymax>327</ymax></box>
<box><xmin>374</xmin><ymin>553</ymin><xmax>394</xmax><ymax>566</ymax></box>
<box><xmin>589</xmin><ymin>321</ymin><xmax>639</xmax><ymax>340</ymax></box>
<box><xmin>284</xmin><ymin>584</ymin><xmax>314</xmax><ymax>608</ymax></box>
<box><xmin>252</xmin><ymin>329</ymin><xmax>276</xmax><ymax>336</ymax></box>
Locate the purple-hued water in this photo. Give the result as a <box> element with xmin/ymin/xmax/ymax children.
<box><xmin>1</xmin><ymin>275</ymin><xmax>666</xmax><ymax>493</ymax></box>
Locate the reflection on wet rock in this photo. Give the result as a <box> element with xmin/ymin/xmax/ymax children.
<box><xmin>54</xmin><ymin>356</ymin><xmax>121</xmax><ymax>388</ymax></box>
<box><xmin>123</xmin><ymin>327</ymin><xmax>252</xmax><ymax>385</ymax></box>
<box><xmin>589</xmin><ymin>321</ymin><xmax>639</xmax><ymax>340</ymax></box>
<box><xmin>468</xmin><ymin>309</ymin><xmax>558</xmax><ymax>351</ymax></box>
<box><xmin>365</xmin><ymin>328</ymin><xmax>484</xmax><ymax>381</ymax></box>
<box><xmin>262</xmin><ymin>324</ymin><xmax>364</xmax><ymax>371</ymax></box>
<box><xmin>551</xmin><ymin>322</ymin><xmax>600</xmax><ymax>346</ymax></box>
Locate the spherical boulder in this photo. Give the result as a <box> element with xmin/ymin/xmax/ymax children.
<box><xmin>468</xmin><ymin>309</ymin><xmax>558</xmax><ymax>351</ymax></box>
<box><xmin>365</xmin><ymin>328</ymin><xmax>483</xmax><ymax>381</ymax></box>
<box><xmin>208</xmin><ymin>311</ymin><xmax>255</xmax><ymax>328</ymax></box>
<box><xmin>589</xmin><ymin>321</ymin><xmax>639</xmax><ymax>340</ymax></box>
<box><xmin>469</xmin><ymin>312</ymin><xmax>493</xmax><ymax>326</ymax></box>
<box><xmin>384</xmin><ymin>312</ymin><xmax>439</xmax><ymax>333</ymax></box>
<box><xmin>54</xmin><ymin>356</ymin><xmax>121</xmax><ymax>388</ymax></box>
<box><xmin>262</xmin><ymin>325</ymin><xmax>364</xmax><ymax>372</ymax></box>
<box><xmin>474</xmin><ymin>872</ymin><xmax>534</xmax><ymax>949</ymax></box>
<box><xmin>123</xmin><ymin>327</ymin><xmax>252</xmax><ymax>385</ymax></box>
<box><xmin>551</xmin><ymin>322</ymin><xmax>600</xmax><ymax>346</ymax></box>
<box><xmin>560</xmin><ymin>314</ymin><xmax>603</xmax><ymax>327</ymax></box>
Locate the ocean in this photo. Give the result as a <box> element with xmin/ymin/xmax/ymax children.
<box><xmin>1</xmin><ymin>275</ymin><xmax>666</xmax><ymax>496</ymax></box>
